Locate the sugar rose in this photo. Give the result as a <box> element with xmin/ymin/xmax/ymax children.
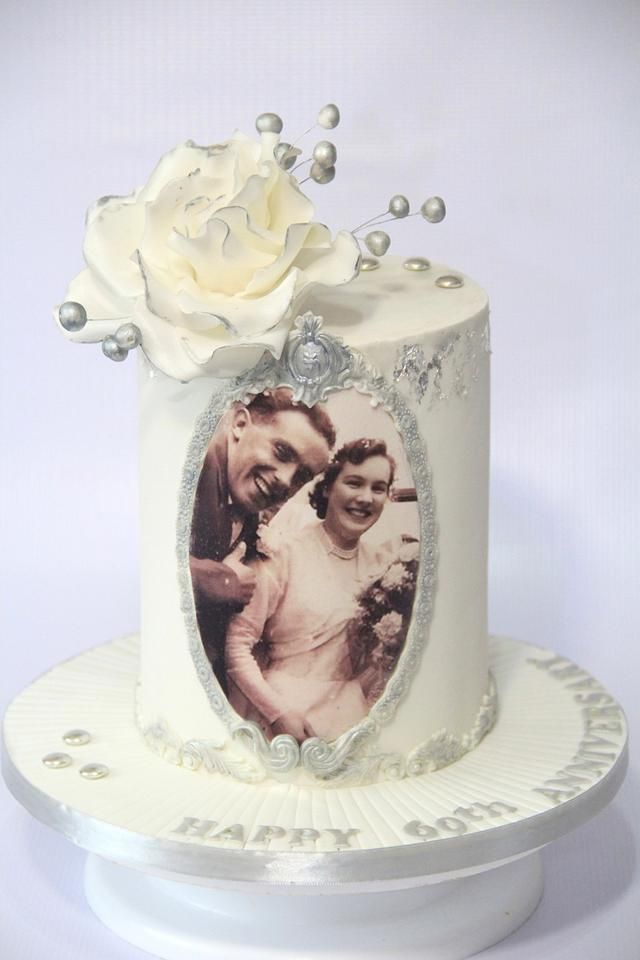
<box><xmin>60</xmin><ymin>133</ymin><xmax>360</xmax><ymax>380</ymax></box>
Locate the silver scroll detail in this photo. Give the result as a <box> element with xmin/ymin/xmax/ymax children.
<box><xmin>141</xmin><ymin>718</ymin><xmax>267</xmax><ymax>783</ymax></box>
<box><xmin>231</xmin><ymin>723</ymin><xmax>300</xmax><ymax>774</ymax></box>
<box><xmin>139</xmin><ymin>675</ymin><xmax>497</xmax><ymax>788</ymax></box>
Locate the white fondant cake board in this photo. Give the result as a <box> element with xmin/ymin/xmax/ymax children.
<box><xmin>2</xmin><ymin>636</ymin><xmax>628</xmax><ymax>959</ymax></box>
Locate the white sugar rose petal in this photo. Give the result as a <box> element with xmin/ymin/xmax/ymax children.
<box><xmin>146</xmin><ymin>172</ymin><xmax>229</xmax><ymax>245</ymax></box>
<box><xmin>130</xmin><ymin>299</ymin><xmax>208</xmax><ymax>382</ymax></box>
<box><xmin>181</xmin><ymin>321</ymin><xmax>292</xmax><ymax>379</ymax></box>
<box><xmin>245</xmin><ymin>223</ymin><xmax>322</xmax><ymax>297</ymax></box>
<box><xmin>183</xmin><ymin>342</ymin><xmax>269</xmax><ymax>379</ymax></box>
<box><xmin>135</xmin><ymin>251</ymin><xmax>185</xmax><ymax>324</ymax></box>
<box><xmin>133</xmin><ymin>298</ymin><xmax>251</xmax><ymax>383</ymax></box>
<box><xmin>140</xmin><ymin>172</ymin><xmax>226</xmax><ymax>279</ymax></box>
<box><xmin>266</xmin><ymin>171</ymin><xmax>315</xmax><ymax>235</ymax></box>
<box><xmin>211</xmin><ymin>205</ymin><xmax>279</xmax><ymax>254</ymax></box>
<box><xmin>85</xmin><ymin>188</ymin><xmax>139</xmax><ymax>227</ymax></box>
<box><xmin>229</xmin><ymin>171</ymin><xmax>273</xmax><ymax>231</ymax></box>
<box><xmin>289</xmin><ymin>228</ymin><xmax>361</xmax><ymax>286</ymax></box>
<box><xmin>231</xmin><ymin>160</ymin><xmax>312</xmax><ymax>237</ymax></box>
<box><xmin>134</xmin><ymin>299</ymin><xmax>290</xmax><ymax>382</ymax></box>
<box><xmin>199</xmin><ymin>337</ymin><xmax>287</xmax><ymax>378</ymax></box>
<box><xmin>139</xmin><ymin>140</ymin><xmax>242</xmax><ymax>204</ymax></box>
<box><xmin>168</xmin><ymin>212</ymin><xmax>274</xmax><ymax>295</ymax></box>
<box><xmin>227</xmin><ymin>131</ymin><xmax>264</xmax><ymax>192</ymax></box>
<box><xmin>177</xmin><ymin>270</ymin><xmax>299</xmax><ymax>337</ymax></box>
<box><xmin>83</xmin><ymin>194</ymin><xmax>146</xmax><ymax>300</ymax></box>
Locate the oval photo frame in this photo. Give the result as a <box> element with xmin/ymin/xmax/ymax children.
<box><xmin>177</xmin><ymin>322</ymin><xmax>437</xmax><ymax>783</ymax></box>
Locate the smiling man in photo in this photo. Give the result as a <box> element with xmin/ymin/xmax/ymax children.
<box><xmin>190</xmin><ymin>388</ymin><xmax>335</xmax><ymax>688</ymax></box>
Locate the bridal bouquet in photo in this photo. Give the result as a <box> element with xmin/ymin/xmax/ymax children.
<box><xmin>348</xmin><ymin>543</ymin><xmax>419</xmax><ymax>705</ymax></box>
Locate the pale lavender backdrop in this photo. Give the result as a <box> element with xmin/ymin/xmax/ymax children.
<box><xmin>1</xmin><ymin>1</ymin><xmax>638</xmax><ymax>957</ymax></box>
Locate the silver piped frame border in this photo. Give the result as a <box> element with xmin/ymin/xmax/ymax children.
<box><xmin>176</xmin><ymin>317</ymin><xmax>441</xmax><ymax>783</ymax></box>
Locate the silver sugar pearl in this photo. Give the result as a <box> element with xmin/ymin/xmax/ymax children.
<box><xmin>318</xmin><ymin>103</ymin><xmax>340</xmax><ymax>129</ymax></box>
<box><xmin>365</xmin><ymin>230</ymin><xmax>391</xmax><ymax>257</ymax></box>
<box><xmin>421</xmin><ymin>196</ymin><xmax>446</xmax><ymax>223</ymax></box>
<box><xmin>436</xmin><ymin>274</ymin><xmax>464</xmax><ymax>288</ymax></box>
<box><xmin>102</xmin><ymin>336</ymin><xmax>128</xmax><ymax>362</ymax></box>
<box><xmin>80</xmin><ymin>763</ymin><xmax>110</xmax><ymax>780</ymax></box>
<box><xmin>274</xmin><ymin>142</ymin><xmax>299</xmax><ymax>171</ymax></box>
<box><xmin>310</xmin><ymin>162</ymin><xmax>336</xmax><ymax>184</ymax></box>
<box><xmin>360</xmin><ymin>257</ymin><xmax>380</xmax><ymax>272</ymax></box>
<box><xmin>255</xmin><ymin>112</ymin><xmax>283</xmax><ymax>134</ymax></box>
<box><xmin>43</xmin><ymin>752</ymin><xmax>72</xmax><ymax>769</ymax></box>
<box><xmin>403</xmin><ymin>256</ymin><xmax>431</xmax><ymax>271</ymax></box>
<box><xmin>312</xmin><ymin>140</ymin><xmax>337</xmax><ymax>169</ymax></box>
<box><xmin>115</xmin><ymin>323</ymin><xmax>142</xmax><ymax>351</ymax></box>
<box><xmin>63</xmin><ymin>729</ymin><xmax>91</xmax><ymax>746</ymax></box>
<box><xmin>58</xmin><ymin>301</ymin><xmax>88</xmax><ymax>332</ymax></box>
<box><xmin>389</xmin><ymin>195</ymin><xmax>410</xmax><ymax>218</ymax></box>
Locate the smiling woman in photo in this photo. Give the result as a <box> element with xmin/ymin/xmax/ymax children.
<box><xmin>225</xmin><ymin>438</ymin><xmax>416</xmax><ymax>743</ymax></box>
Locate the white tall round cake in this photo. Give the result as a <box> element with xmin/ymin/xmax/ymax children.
<box><xmin>56</xmin><ymin>120</ymin><xmax>496</xmax><ymax>788</ymax></box>
<box><xmin>136</xmin><ymin>257</ymin><xmax>493</xmax><ymax>786</ymax></box>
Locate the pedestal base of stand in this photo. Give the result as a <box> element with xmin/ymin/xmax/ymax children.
<box><xmin>85</xmin><ymin>852</ymin><xmax>543</xmax><ymax>960</ymax></box>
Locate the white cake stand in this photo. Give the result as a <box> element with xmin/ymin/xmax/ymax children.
<box><xmin>2</xmin><ymin>636</ymin><xmax>628</xmax><ymax>960</ymax></box>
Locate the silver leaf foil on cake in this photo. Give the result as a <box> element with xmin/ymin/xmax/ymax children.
<box><xmin>394</xmin><ymin>320</ymin><xmax>491</xmax><ymax>405</ymax></box>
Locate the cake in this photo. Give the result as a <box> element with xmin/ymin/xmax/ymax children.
<box><xmin>57</xmin><ymin>107</ymin><xmax>495</xmax><ymax>787</ymax></box>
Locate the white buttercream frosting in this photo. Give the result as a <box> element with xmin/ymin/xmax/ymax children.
<box><xmin>59</xmin><ymin>133</ymin><xmax>360</xmax><ymax>380</ymax></box>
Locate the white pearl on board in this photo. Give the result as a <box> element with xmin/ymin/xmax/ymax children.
<box><xmin>403</xmin><ymin>257</ymin><xmax>431</xmax><ymax>271</ymax></box>
<box><xmin>63</xmin><ymin>729</ymin><xmax>92</xmax><ymax>746</ymax></box>
<box><xmin>435</xmin><ymin>274</ymin><xmax>464</xmax><ymax>288</ymax></box>
<box><xmin>43</xmin><ymin>753</ymin><xmax>72</xmax><ymax>769</ymax></box>
<box><xmin>80</xmin><ymin>763</ymin><xmax>110</xmax><ymax>780</ymax></box>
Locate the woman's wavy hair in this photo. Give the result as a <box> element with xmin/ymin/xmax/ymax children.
<box><xmin>309</xmin><ymin>438</ymin><xmax>396</xmax><ymax>519</ymax></box>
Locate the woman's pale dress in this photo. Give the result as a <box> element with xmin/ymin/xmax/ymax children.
<box><xmin>225</xmin><ymin>522</ymin><xmax>396</xmax><ymax>741</ymax></box>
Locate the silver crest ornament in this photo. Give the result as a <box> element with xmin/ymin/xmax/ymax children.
<box><xmin>283</xmin><ymin>312</ymin><xmax>353</xmax><ymax>405</ymax></box>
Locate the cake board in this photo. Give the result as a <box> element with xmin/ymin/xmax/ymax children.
<box><xmin>2</xmin><ymin>635</ymin><xmax>628</xmax><ymax>960</ymax></box>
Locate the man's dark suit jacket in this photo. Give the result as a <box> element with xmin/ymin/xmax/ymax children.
<box><xmin>190</xmin><ymin>430</ymin><xmax>259</xmax><ymax>690</ymax></box>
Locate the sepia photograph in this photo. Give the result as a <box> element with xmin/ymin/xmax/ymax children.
<box><xmin>189</xmin><ymin>386</ymin><xmax>420</xmax><ymax>743</ymax></box>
